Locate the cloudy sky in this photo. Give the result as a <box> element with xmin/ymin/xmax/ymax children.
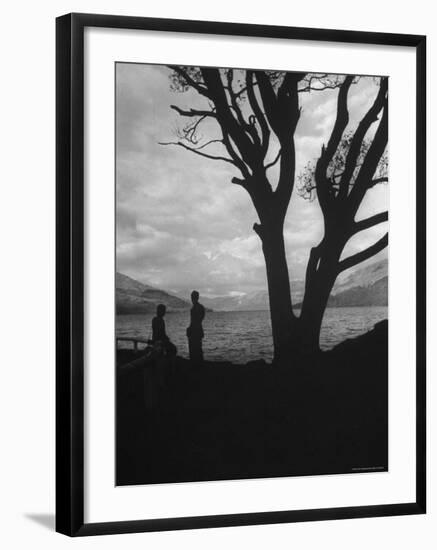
<box><xmin>116</xmin><ymin>64</ymin><xmax>388</xmax><ymax>299</ymax></box>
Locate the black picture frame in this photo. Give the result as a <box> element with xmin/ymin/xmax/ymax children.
<box><xmin>56</xmin><ymin>12</ymin><xmax>426</xmax><ymax>537</ymax></box>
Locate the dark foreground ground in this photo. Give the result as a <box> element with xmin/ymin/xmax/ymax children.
<box><xmin>116</xmin><ymin>321</ymin><xmax>388</xmax><ymax>486</ymax></box>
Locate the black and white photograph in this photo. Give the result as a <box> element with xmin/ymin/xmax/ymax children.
<box><xmin>115</xmin><ymin>63</ymin><xmax>389</xmax><ymax>486</ymax></box>
<box><xmin>0</xmin><ymin>0</ymin><xmax>431</xmax><ymax>544</ymax></box>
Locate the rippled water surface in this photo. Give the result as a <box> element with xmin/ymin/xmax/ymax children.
<box><xmin>116</xmin><ymin>307</ymin><xmax>388</xmax><ymax>364</ymax></box>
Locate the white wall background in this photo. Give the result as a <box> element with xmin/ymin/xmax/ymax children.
<box><xmin>0</xmin><ymin>0</ymin><xmax>434</xmax><ymax>548</ymax></box>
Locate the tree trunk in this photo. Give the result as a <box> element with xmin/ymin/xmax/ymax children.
<box><xmin>299</xmin><ymin>242</ymin><xmax>342</xmax><ymax>354</ymax></box>
<box><xmin>256</xmin><ymin>218</ymin><xmax>296</xmax><ymax>363</ymax></box>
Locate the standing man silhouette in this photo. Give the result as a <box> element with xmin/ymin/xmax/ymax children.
<box><xmin>187</xmin><ymin>290</ymin><xmax>205</xmax><ymax>364</ymax></box>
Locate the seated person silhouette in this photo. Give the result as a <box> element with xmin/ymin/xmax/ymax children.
<box><xmin>150</xmin><ymin>304</ymin><xmax>177</xmax><ymax>357</ymax></box>
<box><xmin>186</xmin><ymin>290</ymin><xmax>205</xmax><ymax>364</ymax></box>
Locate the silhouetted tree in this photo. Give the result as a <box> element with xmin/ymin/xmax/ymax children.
<box><xmin>297</xmin><ymin>76</ymin><xmax>388</xmax><ymax>351</ymax></box>
<box><xmin>163</xmin><ymin>67</ymin><xmax>327</xmax><ymax>361</ymax></box>
<box><xmin>162</xmin><ymin>68</ymin><xmax>386</xmax><ymax>358</ymax></box>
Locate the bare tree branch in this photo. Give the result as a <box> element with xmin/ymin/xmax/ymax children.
<box><xmin>176</xmin><ymin>115</ymin><xmax>209</xmax><ymax>145</ymax></box>
<box><xmin>352</xmin><ymin>211</ymin><xmax>388</xmax><ymax>234</ymax></box>
<box><xmin>318</xmin><ymin>76</ymin><xmax>353</xmax><ymax>165</ymax></box>
<box><xmin>226</xmin><ymin>70</ymin><xmax>246</xmax><ymax>127</ymax></box>
<box><xmin>170</xmin><ymin>105</ymin><xmax>216</xmax><ymax>118</ymax></box>
<box><xmin>246</xmin><ymin>71</ymin><xmax>270</xmax><ymax>157</ymax></box>
<box><xmin>231</xmin><ymin>176</ymin><xmax>247</xmax><ymax>188</ymax></box>
<box><xmin>255</xmin><ymin>71</ymin><xmax>281</xmax><ymax>137</ymax></box>
<box><xmin>338</xmin><ymin>232</ymin><xmax>388</xmax><ymax>272</ymax></box>
<box><xmin>265</xmin><ymin>149</ymin><xmax>281</xmax><ymax>170</ymax></box>
<box><xmin>201</xmin><ymin>67</ymin><xmax>258</xmax><ymax>169</ymax></box>
<box><xmin>226</xmin><ymin>70</ymin><xmax>261</xmax><ymax>148</ymax></box>
<box><xmin>368</xmin><ymin>176</ymin><xmax>388</xmax><ymax>187</ymax></box>
<box><xmin>274</xmin><ymin>73</ymin><xmax>304</xmax><ymax>215</ymax></box>
<box><xmin>338</xmin><ymin>78</ymin><xmax>388</xmax><ymax>199</ymax></box>
<box><xmin>168</xmin><ymin>66</ymin><xmax>211</xmax><ymax>97</ymax></box>
<box><xmin>225</xmin><ymin>82</ymin><xmax>258</xmax><ymax>98</ymax></box>
<box><xmin>315</xmin><ymin>76</ymin><xmax>354</xmax><ymax>209</ymax></box>
<box><xmin>299</xmin><ymin>83</ymin><xmax>343</xmax><ymax>93</ymax></box>
<box><xmin>189</xmin><ymin>139</ymin><xmax>223</xmax><ymax>151</ymax></box>
<box><xmin>221</xmin><ymin>131</ymin><xmax>251</xmax><ymax>179</ymax></box>
<box><xmin>159</xmin><ymin>141</ymin><xmax>235</xmax><ymax>164</ymax></box>
<box><xmin>349</xmin><ymin>96</ymin><xmax>388</xmax><ymax>212</ymax></box>
<box><xmin>298</xmin><ymin>73</ymin><xmax>344</xmax><ymax>93</ymax></box>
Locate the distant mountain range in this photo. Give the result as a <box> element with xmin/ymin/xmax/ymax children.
<box><xmin>116</xmin><ymin>272</ymin><xmax>190</xmax><ymax>314</ymax></box>
<box><xmin>198</xmin><ymin>259</ymin><xmax>388</xmax><ymax>311</ymax></box>
<box><xmin>334</xmin><ymin>258</ymin><xmax>387</xmax><ymax>295</ymax></box>
<box><xmin>117</xmin><ymin>258</ymin><xmax>387</xmax><ymax>314</ymax></box>
<box><xmin>200</xmin><ymin>290</ymin><xmax>270</xmax><ymax>312</ymax></box>
<box><xmin>327</xmin><ymin>276</ymin><xmax>387</xmax><ymax>307</ymax></box>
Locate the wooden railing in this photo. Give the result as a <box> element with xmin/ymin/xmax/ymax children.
<box><xmin>116</xmin><ymin>337</ymin><xmax>150</xmax><ymax>351</ymax></box>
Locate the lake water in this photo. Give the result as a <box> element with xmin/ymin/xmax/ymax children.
<box><xmin>116</xmin><ymin>307</ymin><xmax>388</xmax><ymax>364</ymax></box>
